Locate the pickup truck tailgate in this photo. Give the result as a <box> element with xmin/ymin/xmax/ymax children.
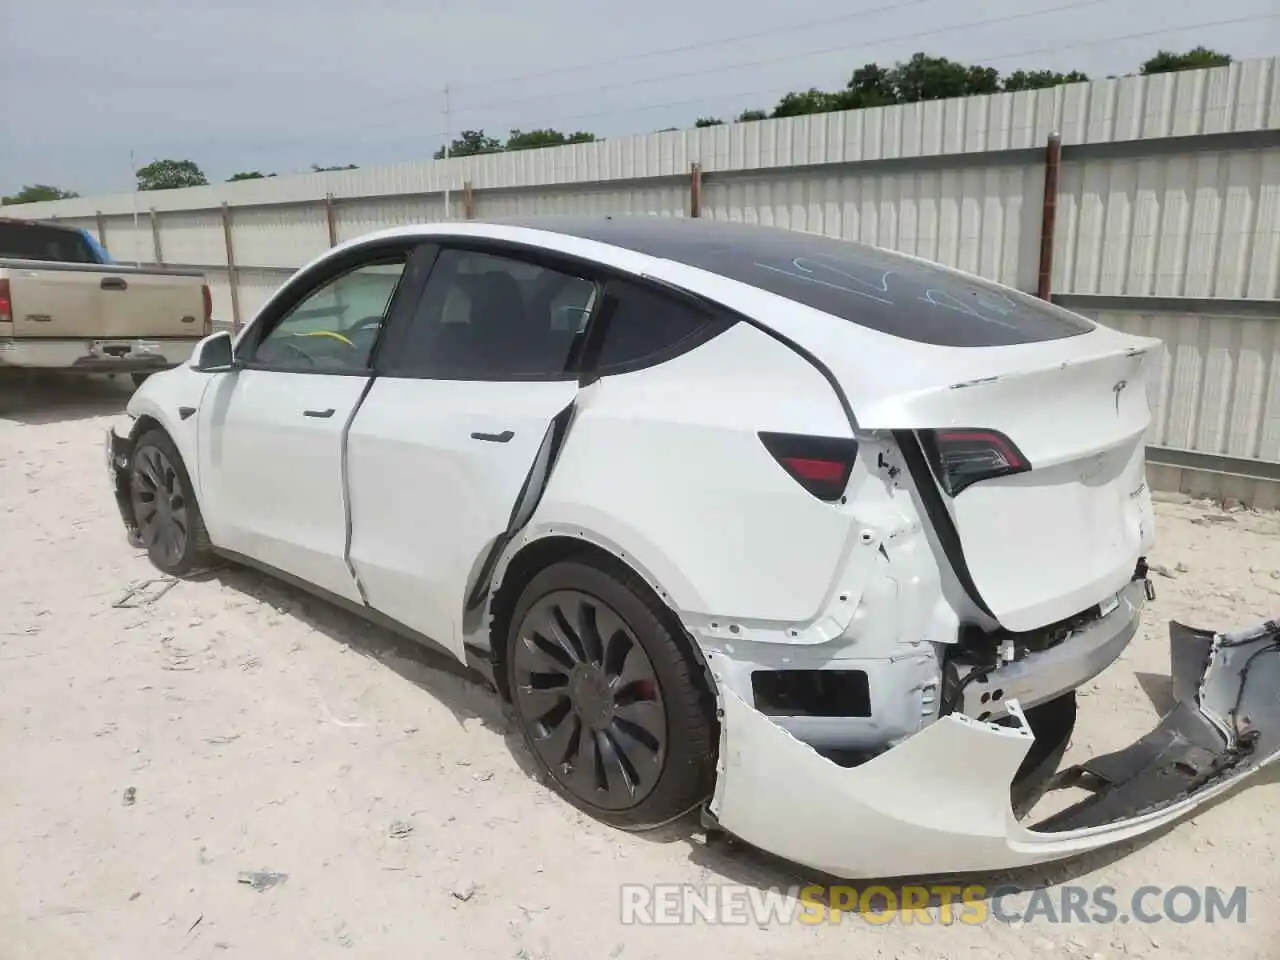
<box><xmin>7</xmin><ymin>261</ymin><xmax>205</xmax><ymax>338</ymax></box>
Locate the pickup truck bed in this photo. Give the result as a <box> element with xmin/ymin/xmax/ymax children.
<box><xmin>0</xmin><ymin>218</ymin><xmax>211</xmax><ymax>380</ymax></box>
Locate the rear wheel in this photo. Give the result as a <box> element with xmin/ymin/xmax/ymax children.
<box><xmin>128</xmin><ymin>429</ymin><xmax>213</xmax><ymax>576</ymax></box>
<box><xmin>505</xmin><ymin>560</ymin><xmax>715</xmax><ymax>829</ymax></box>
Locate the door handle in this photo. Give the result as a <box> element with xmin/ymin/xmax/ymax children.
<box><xmin>470</xmin><ymin>429</ymin><xmax>514</xmax><ymax>443</ymax></box>
<box><xmin>303</xmin><ymin>408</ymin><xmax>336</xmax><ymax>418</ymax></box>
<box><xmin>100</xmin><ymin>277</ymin><xmax>128</xmax><ymax>291</ymax></box>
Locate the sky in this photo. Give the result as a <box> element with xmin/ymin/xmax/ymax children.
<box><xmin>2</xmin><ymin>0</ymin><xmax>1277</xmax><ymax>197</ymax></box>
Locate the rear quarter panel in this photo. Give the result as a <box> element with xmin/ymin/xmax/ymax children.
<box><xmin>524</xmin><ymin>322</ymin><xmax>859</xmax><ymax>624</ymax></box>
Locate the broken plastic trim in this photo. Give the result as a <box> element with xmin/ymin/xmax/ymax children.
<box><xmin>708</xmin><ymin>616</ymin><xmax>1280</xmax><ymax>878</ymax></box>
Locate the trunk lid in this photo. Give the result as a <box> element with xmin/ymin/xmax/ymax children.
<box><xmin>904</xmin><ymin>341</ymin><xmax>1158</xmax><ymax>632</ymax></box>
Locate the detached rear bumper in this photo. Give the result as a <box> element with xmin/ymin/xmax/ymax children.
<box><xmin>708</xmin><ymin>617</ymin><xmax>1280</xmax><ymax>878</ymax></box>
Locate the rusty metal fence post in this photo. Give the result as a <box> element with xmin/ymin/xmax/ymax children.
<box><xmin>149</xmin><ymin>208</ymin><xmax>164</xmax><ymax>266</ymax></box>
<box><xmin>324</xmin><ymin>193</ymin><xmax>338</xmax><ymax>247</ymax></box>
<box><xmin>690</xmin><ymin>162</ymin><xmax>703</xmax><ymax>218</ymax></box>
<box><xmin>220</xmin><ymin>203</ymin><xmax>242</xmax><ymax>331</ymax></box>
<box><xmin>1036</xmin><ymin>132</ymin><xmax>1062</xmax><ymax>301</ymax></box>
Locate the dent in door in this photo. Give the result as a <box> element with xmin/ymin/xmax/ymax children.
<box><xmin>463</xmin><ymin>400</ymin><xmax>577</xmax><ymax>618</ymax></box>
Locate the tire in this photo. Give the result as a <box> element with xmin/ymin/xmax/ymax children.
<box><xmin>505</xmin><ymin>559</ymin><xmax>716</xmax><ymax>829</ymax></box>
<box><xmin>131</xmin><ymin>372</ymin><xmax>152</xmax><ymax>388</ymax></box>
<box><xmin>128</xmin><ymin>429</ymin><xmax>214</xmax><ymax>576</ymax></box>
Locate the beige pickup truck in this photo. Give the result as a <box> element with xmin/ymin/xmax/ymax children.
<box><xmin>0</xmin><ymin>217</ymin><xmax>211</xmax><ymax>385</ymax></box>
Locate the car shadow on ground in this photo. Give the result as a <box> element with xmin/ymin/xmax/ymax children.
<box><xmin>0</xmin><ymin>371</ymin><xmax>133</xmax><ymax>425</ymax></box>
<box><xmin>194</xmin><ymin>560</ymin><xmax>1279</xmax><ymax>909</ymax></box>
<box><xmin>205</xmin><ymin>563</ymin><xmax>512</xmax><ymax>734</ymax></box>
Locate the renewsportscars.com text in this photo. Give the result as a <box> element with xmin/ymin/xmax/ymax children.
<box><xmin>619</xmin><ymin>883</ymin><xmax>1249</xmax><ymax>926</ymax></box>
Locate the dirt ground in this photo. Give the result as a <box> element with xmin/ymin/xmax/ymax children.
<box><xmin>1</xmin><ymin>374</ymin><xmax>1277</xmax><ymax>960</ymax></box>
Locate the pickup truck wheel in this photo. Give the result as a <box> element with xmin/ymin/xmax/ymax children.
<box><xmin>506</xmin><ymin>560</ymin><xmax>715</xmax><ymax>830</ymax></box>
<box><xmin>128</xmin><ymin>430</ymin><xmax>213</xmax><ymax>576</ymax></box>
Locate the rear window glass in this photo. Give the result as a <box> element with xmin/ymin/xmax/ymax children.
<box><xmin>0</xmin><ymin>221</ymin><xmax>97</xmax><ymax>264</ymax></box>
<box><xmin>500</xmin><ymin>217</ymin><xmax>1095</xmax><ymax>348</ymax></box>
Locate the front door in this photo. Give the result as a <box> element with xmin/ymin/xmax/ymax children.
<box><xmin>346</xmin><ymin>244</ymin><xmax>598</xmax><ymax>656</ymax></box>
<box><xmin>198</xmin><ymin>254</ymin><xmax>409</xmax><ymax>602</ymax></box>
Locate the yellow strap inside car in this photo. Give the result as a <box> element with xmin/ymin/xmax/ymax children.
<box><xmin>295</xmin><ymin>330</ymin><xmax>354</xmax><ymax>347</ymax></box>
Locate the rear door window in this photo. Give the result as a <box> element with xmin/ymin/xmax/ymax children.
<box><xmin>382</xmin><ymin>247</ymin><xmax>597</xmax><ymax>380</ymax></box>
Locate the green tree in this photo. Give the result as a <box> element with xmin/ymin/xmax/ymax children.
<box><xmin>433</xmin><ymin>130</ymin><xmax>502</xmax><ymax>159</ymax></box>
<box><xmin>695</xmin><ymin>117</ymin><xmax>724</xmax><ymax>127</ymax></box>
<box><xmin>1141</xmin><ymin>47</ymin><xmax>1231</xmax><ymax>75</ymax></box>
<box><xmin>845</xmin><ymin>63</ymin><xmax>897</xmax><ymax>108</ymax></box>
<box><xmin>2</xmin><ymin>184</ymin><xmax>80</xmax><ymax>205</ymax></box>
<box><xmin>890</xmin><ymin>53</ymin><xmax>984</xmax><ymax>103</ymax></box>
<box><xmin>311</xmin><ymin>163</ymin><xmax>358</xmax><ymax>172</ymax></box>
<box><xmin>136</xmin><ymin>159</ymin><xmax>208</xmax><ymax>191</ymax></box>
<box><xmin>1003</xmin><ymin>69</ymin><xmax>1089</xmax><ymax>92</ymax></box>
<box><xmin>771</xmin><ymin>88</ymin><xmax>850</xmax><ymax>118</ymax></box>
<box><xmin>735</xmin><ymin>109</ymin><xmax>768</xmax><ymax>122</ymax></box>
<box><xmin>227</xmin><ymin>171</ymin><xmax>276</xmax><ymax>181</ymax></box>
<box><xmin>505</xmin><ymin>129</ymin><xmax>596</xmax><ymax>151</ymax></box>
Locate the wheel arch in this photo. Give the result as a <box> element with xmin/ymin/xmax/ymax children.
<box><xmin>484</xmin><ymin>533</ymin><xmax>717</xmax><ymax>722</ymax></box>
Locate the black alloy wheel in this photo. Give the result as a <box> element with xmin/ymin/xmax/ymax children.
<box><xmin>131</xmin><ymin>444</ymin><xmax>189</xmax><ymax>568</ymax></box>
<box><xmin>511</xmin><ymin>589</ymin><xmax>668</xmax><ymax>810</ymax></box>
<box><xmin>128</xmin><ymin>430</ymin><xmax>213</xmax><ymax>576</ymax></box>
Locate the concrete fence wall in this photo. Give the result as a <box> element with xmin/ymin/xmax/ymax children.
<box><xmin>9</xmin><ymin>58</ymin><xmax>1280</xmax><ymax>505</ymax></box>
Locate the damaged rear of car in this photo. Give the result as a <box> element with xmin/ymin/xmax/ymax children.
<box><xmin>708</xmin><ymin>617</ymin><xmax>1280</xmax><ymax>878</ymax></box>
<box><xmin>506</xmin><ymin>218</ymin><xmax>1280</xmax><ymax>877</ymax></box>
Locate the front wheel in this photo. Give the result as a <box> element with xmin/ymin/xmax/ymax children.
<box><xmin>505</xmin><ymin>559</ymin><xmax>716</xmax><ymax>829</ymax></box>
<box><xmin>128</xmin><ymin>429</ymin><xmax>213</xmax><ymax>575</ymax></box>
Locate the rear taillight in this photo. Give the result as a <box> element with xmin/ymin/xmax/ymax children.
<box><xmin>0</xmin><ymin>279</ymin><xmax>11</xmax><ymax>325</ymax></box>
<box><xmin>759</xmin><ymin>432</ymin><xmax>859</xmax><ymax>502</ymax></box>
<box><xmin>920</xmin><ymin>428</ymin><xmax>1029</xmax><ymax>496</ymax></box>
<box><xmin>201</xmin><ymin>283</ymin><xmax>213</xmax><ymax>334</ymax></box>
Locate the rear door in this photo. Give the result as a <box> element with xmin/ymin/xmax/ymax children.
<box><xmin>198</xmin><ymin>248</ymin><xmax>410</xmax><ymax>602</ymax></box>
<box><xmin>346</xmin><ymin>243</ymin><xmax>597</xmax><ymax>657</ymax></box>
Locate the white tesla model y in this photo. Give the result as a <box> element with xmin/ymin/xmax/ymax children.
<box><xmin>106</xmin><ymin>217</ymin><xmax>1279</xmax><ymax>878</ymax></box>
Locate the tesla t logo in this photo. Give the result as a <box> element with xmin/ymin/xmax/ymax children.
<box><xmin>1113</xmin><ymin>380</ymin><xmax>1128</xmax><ymax>414</ymax></box>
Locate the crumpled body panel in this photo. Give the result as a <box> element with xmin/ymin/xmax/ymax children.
<box><xmin>709</xmin><ymin>618</ymin><xmax>1280</xmax><ymax>879</ymax></box>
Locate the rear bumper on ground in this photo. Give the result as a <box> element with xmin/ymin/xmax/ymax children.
<box><xmin>707</xmin><ymin>616</ymin><xmax>1280</xmax><ymax>878</ymax></box>
<box><xmin>0</xmin><ymin>336</ymin><xmax>200</xmax><ymax>371</ymax></box>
